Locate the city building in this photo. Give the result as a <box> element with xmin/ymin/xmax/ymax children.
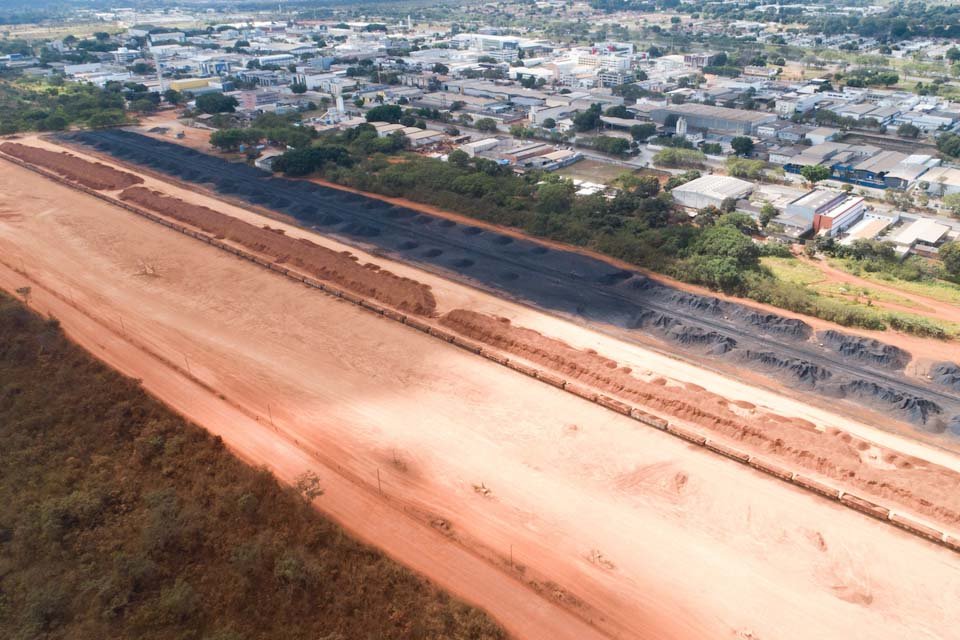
<box><xmin>238</xmin><ymin>89</ymin><xmax>281</xmax><ymax>111</ymax></box>
<box><xmin>785</xmin><ymin>190</ymin><xmax>865</xmax><ymax>237</ymax></box>
<box><xmin>890</xmin><ymin>218</ymin><xmax>952</xmax><ymax>257</ymax></box>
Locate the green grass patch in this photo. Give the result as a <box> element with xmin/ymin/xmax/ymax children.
<box><xmin>830</xmin><ymin>257</ymin><xmax>960</xmax><ymax>306</ymax></box>
<box><xmin>760</xmin><ymin>256</ymin><xmax>959</xmax><ymax>339</ymax></box>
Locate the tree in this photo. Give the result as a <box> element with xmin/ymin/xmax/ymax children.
<box><xmin>701</xmin><ymin>143</ymin><xmax>722</xmax><ymax>155</ymax></box>
<box><xmin>572</xmin><ymin>104</ymin><xmax>602</xmax><ymax>132</ymax></box>
<box><xmin>897</xmin><ymin>123</ymin><xmax>920</xmax><ymax>138</ymax></box>
<box><xmin>800</xmin><ymin>164</ymin><xmax>832</xmax><ymax>184</ymax></box>
<box><xmin>726</xmin><ymin>157</ymin><xmax>767</xmax><ymax>180</ymax></box>
<box><xmin>432</xmin><ymin>63</ymin><xmax>449</xmax><ymax>74</ymax></box>
<box><xmin>273</xmin><ymin>145</ymin><xmax>353</xmax><ymax>176</ymax></box>
<box><xmin>759</xmin><ymin>202</ymin><xmax>777</xmax><ymax>227</ymax></box>
<box><xmin>365</xmin><ymin>104</ymin><xmax>402</xmax><ymax>123</ymax></box>
<box><xmin>210</xmin><ymin>128</ymin><xmax>262</xmax><ymax>152</ymax></box>
<box><xmin>195</xmin><ymin>93</ymin><xmax>238</xmax><ymax>114</ymax></box>
<box><xmin>509</xmin><ymin>124</ymin><xmax>531</xmax><ymax>139</ymax></box>
<box><xmin>940</xmin><ymin>242</ymin><xmax>960</xmax><ymax>279</ymax></box>
<box><xmin>448</xmin><ymin>149</ymin><xmax>469</xmax><ymax>167</ymax></box>
<box><xmin>537</xmin><ymin>180</ymin><xmax>575</xmax><ymax>215</ymax></box>
<box><xmin>130</xmin><ymin>98</ymin><xmax>157</xmax><ymax>114</ymax></box>
<box><xmin>730</xmin><ymin>136</ymin><xmax>754</xmax><ymax>157</ymax></box>
<box><xmin>290</xmin><ymin>81</ymin><xmax>307</xmax><ymax>94</ymax></box>
<box><xmin>616</xmin><ymin>173</ymin><xmax>660</xmax><ymax>198</ymax></box>
<box><xmin>542</xmin><ymin>117</ymin><xmax>557</xmax><ymax>129</ymax></box>
<box><xmin>163</xmin><ymin>89</ymin><xmax>184</xmax><ymax>105</ymax></box>
<box><xmin>654</xmin><ymin>147</ymin><xmax>705</xmax><ymax>168</ymax></box>
<box><xmin>686</xmin><ymin>223</ymin><xmax>760</xmax><ymax>291</ymax></box>
<box><xmin>592</xmin><ymin>136</ymin><xmax>631</xmax><ymax>156</ymax></box>
<box><xmin>604</xmin><ymin>105</ymin><xmax>632</xmax><ymax>119</ymax></box>
<box><xmin>629</xmin><ymin>123</ymin><xmax>656</xmax><ymax>141</ymax></box>
<box><xmin>937</xmin><ymin>132</ymin><xmax>960</xmax><ymax>158</ymax></box>
<box><xmin>665</xmin><ymin>170</ymin><xmax>700</xmax><ymax>191</ymax></box>
<box><xmin>474</xmin><ymin>117</ymin><xmax>498</xmax><ymax>132</ymax></box>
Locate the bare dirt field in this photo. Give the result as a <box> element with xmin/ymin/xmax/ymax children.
<box><xmin>3</xmin><ymin>150</ymin><xmax>960</xmax><ymax>639</ymax></box>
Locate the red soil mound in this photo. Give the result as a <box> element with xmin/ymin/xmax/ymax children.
<box><xmin>120</xmin><ymin>187</ymin><xmax>436</xmax><ymax>315</ymax></box>
<box><xmin>0</xmin><ymin>142</ymin><xmax>142</xmax><ymax>190</ymax></box>
<box><xmin>441</xmin><ymin>308</ymin><xmax>960</xmax><ymax>526</ymax></box>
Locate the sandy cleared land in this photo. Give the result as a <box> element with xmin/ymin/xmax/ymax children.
<box><xmin>3</xmin><ymin>153</ymin><xmax>960</xmax><ymax>639</ymax></box>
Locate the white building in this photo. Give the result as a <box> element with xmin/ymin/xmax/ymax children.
<box><xmin>890</xmin><ymin>217</ymin><xmax>952</xmax><ymax>257</ymax></box>
<box><xmin>671</xmin><ymin>175</ymin><xmax>754</xmax><ymax>210</ymax></box>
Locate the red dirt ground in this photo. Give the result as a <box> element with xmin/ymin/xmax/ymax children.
<box><xmin>442</xmin><ymin>308</ymin><xmax>960</xmax><ymax>527</ymax></box>
<box><xmin>119</xmin><ymin>186</ymin><xmax>436</xmax><ymax>315</ymax></box>
<box><xmin>0</xmin><ymin>141</ymin><xmax>143</xmax><ymax>190</ymax></box>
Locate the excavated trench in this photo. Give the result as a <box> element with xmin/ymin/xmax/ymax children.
<box><xmin>61</xmin><ymin>129</ymin><xmax>960</xmax><ymax>434</ymax></box>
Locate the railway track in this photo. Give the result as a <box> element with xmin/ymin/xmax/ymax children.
<box><xmin>66</xmin><ymin>130</ymin><xmax>960</xmax><ymax>425</ymax></box>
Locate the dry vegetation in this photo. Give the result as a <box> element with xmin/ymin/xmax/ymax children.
<box><xmin>0</xmin><ymin>293</ymin><xmax>502</xmax><ymax>640</ymax></box>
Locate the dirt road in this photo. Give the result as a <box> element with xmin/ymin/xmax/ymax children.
<box><xmin>3</xmin><ymin>156</ymin><xmax>960</xmax><ymax>640</ymax></box>
<box><xmin>796</xmin><ymin>254</ymin><xmax>960</xmax><ymax>326</ymax></box>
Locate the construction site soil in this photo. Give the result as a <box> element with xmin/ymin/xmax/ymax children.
<box><xmin>441</xmin><ymin>309</ymin><xmax>960</xmax><ymax>526</ymax></box>
<box><xmin>62</xmin><ymin>129</ymin><xmax>960</xmax><ymax>436</ymax></box>
<box><xmin>119</xmin><ymin>186</ymin><xmax>436</xmax><ymax>315</ymax></box>
<box><xmin>0</xmin><ymin>141</ymin><xmax>142</xmax><ymax>190</ymax></box>
<box><xmin>4</xmin><ymin>152</ymin><xmax>960</xmax><ymax>640</ymax></box>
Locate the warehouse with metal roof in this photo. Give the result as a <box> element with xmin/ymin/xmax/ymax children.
<box><xmin>670</xmin><ymin>175</ymin><xmax>754</xmax><ymax>210</ymax></box>
<box><xmin>649</xmin><ymin>103</ymin><xmax>776</xmax><ymax>134</ymax></box>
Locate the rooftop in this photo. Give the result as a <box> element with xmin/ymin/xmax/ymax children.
<box><xmin>788</xmin><ymin>189</ymin><xmax>845</xmax><ymax>211</ymax></box>
<box><xmin>891</xmin><ymin>218</ymin><xmax>950</xmax><ymax>247</ymax></box>
<box><xmin>853</xmin><ymin>150</ymin><xmax>908</xmax><ymax>174</ymax></box>
<box><xmin>672</xmin><ymin>174</ymin><xmax>754</xmax><ymax>199</ymax></box>
<box><xmin>654</xmin><ymin>102</ymin><xmax>776</xmax><ymax>124</ymax></box>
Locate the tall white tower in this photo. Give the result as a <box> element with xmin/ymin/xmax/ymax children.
<box><xmin>675</xmin><ymin>116</ymin><xmax>687</xmax><ymax>138</ymax></box>
<box><xmin>153</xmin><ymin>49</ymin><xmax>166</xmax><ymax>94</ymax></box>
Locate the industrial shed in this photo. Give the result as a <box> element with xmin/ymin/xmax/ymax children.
<box><xmin>671</xmin><ymin>175</ymin><xmax>754</xmax><ymax>210</ymax></box>
<box><xmin>649</xmin><ymin>103</ymin><xmax>776</xmax><ymax>135</ymax></box>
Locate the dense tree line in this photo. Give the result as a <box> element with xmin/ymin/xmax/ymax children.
<box><xmin>0</xmin><ymin>80</ymin><xmax>127</xmax><ymax>134</ymax></box>
<box><xmin>801</xmin><ymin>1</ymin><xmax>960</xmax><ymax>40</ymax></box>
<box><xmin>210</xmin><ymin>113</ymin><xmax>318</xmax><ymax>153</ymax></box>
